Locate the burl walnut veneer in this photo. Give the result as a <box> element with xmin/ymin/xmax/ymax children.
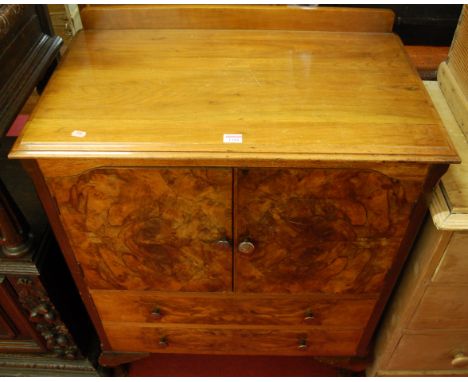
<box><xmin>9</xmin><ymin>6</ymin><xmax>459</xmax><ymax>371</ymax></box>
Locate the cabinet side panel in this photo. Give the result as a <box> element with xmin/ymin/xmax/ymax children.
<box><xmin>22</xmin><ymin>159</ymin><xmax>112</xmax><ymax>349</ymax></box>
<box><xmin>358</xmin><ymin>163</ymin><xmax>448</xmax><ymax>355</ymax></box>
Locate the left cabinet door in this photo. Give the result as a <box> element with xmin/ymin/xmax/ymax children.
<box><xmin>47</xmin><ymin>167</ymin><xmax>233</xmax><ymax>292</ymax></box>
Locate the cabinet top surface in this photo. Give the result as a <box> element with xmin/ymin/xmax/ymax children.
<box><xmin>11</xmin><ymin>29</ymin><xmax>458</xmax><ymax>163</ymax></box>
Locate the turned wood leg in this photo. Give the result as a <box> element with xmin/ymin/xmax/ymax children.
<box><xmin>0</xmin><ymin>177</ymin><xmax>34</xmax><ymax>258</ymax></box>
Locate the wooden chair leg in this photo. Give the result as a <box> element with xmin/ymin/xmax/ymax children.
<box><xmin>0</xmin><ymin>177</ymin><xmax>34</xmax><ymax>258</ymax></box>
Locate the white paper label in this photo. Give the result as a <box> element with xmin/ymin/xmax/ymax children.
<box><xmin>223</xmin><ymin>134</ymin><xmax>243</xmax><ymax>144</ymax></box>
<box><xmin>71</xmin><ymin>130</ymin><xmax>87</xmax><ymax>138</ymax></box>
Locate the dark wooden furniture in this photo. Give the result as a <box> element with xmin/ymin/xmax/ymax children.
<box><xmin>10</xmin><ymin>5</ymin><xmax>459</xmax><ymax>375</ymax></box>
<box><xmin>0</xmin><ymin>5</ymin><xmax>61</xmax><ymax>136</ymax></box>
<box><xmin>0</xmin><ymin>4</ymin><xmax>98</xmax><ymax>376</ymax></box>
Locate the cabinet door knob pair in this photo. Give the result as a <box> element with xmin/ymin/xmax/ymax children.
<box><xmin>217</xmin><ymin>237</ymin><xmax>256</xmax><ymax>255</ymax></box>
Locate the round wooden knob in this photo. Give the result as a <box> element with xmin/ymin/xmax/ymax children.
<box><xmin>238</xmin><ymin>240</ymin><xmax>255</xmax><ymax>254</ymax></box>
<box><xmin>159</xmin><ymin>336</ymin><xmax>168</xmax><ymax>347</ymax></box>
<box><xmin>304</xmin><ymin>309</ymin><xmax>315</xmax><ymax>322</ymax></box>
<box><xmin>298</xmin><ymin>338</ymin><xmax>308</xmax><ymax>350</ymax></box>
<box><xmin>452</xmin><ymin>352</ymin><xmax>468</xmax><ymax>367</ymax></box>
<box><xmin>151</xmin><ymin>307</ymin><xmax>163</xmax><ymax>319</ymax></box>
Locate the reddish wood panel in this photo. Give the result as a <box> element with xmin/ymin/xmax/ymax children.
<box><xmin>404</xmin><ymin>45</ymin><xmax>449</xmax><ymax>72</ymax></box>
<box><xmin>91</xmin><ymin>290</ymin><xmax>376</xmax><ymax>328</ymax></box>
<box><xmin>0</xmin><ymin>276</ymin><xmax>44</xmax><ymax>351</ymax></box>
<box><xmin>46</xmin><ymin>167</ymin><xmax>233</xmax><ymax>292</ymax></box>
<box><xmin>235</xmin><ymin>168</ymin><xmax>423</xmax><ymax>294</ymax></box>
<box><xmin>0</xmin><ymin>307</ymin><xmax>16</xmax><ymax>339</ymax></box>
<box><xmin>104</xmin><ymin>323</ymin><xmax>362</xmax><ymax>356</ymax></box>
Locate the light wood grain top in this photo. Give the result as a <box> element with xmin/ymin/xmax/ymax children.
<box><xmin>10</xmin><ymin>29</ymin><xmax>459</xmax><ymax>163</ymax></box>
<box><xmin>80</xmin><ymin>5</ymin><xmax>395</xmax><ymax>33</ymax></box>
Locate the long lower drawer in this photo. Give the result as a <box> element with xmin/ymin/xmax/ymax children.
<box><xmin>103</xmin><ymin>322</ymin><xmax>362</xmax><ymax>356</ymax></box>
<box><xmin>91</xmin><ymin>290</ymin><xmax>376</xmax><ymax>327</ymax></box>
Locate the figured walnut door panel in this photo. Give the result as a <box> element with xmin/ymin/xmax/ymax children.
<box><xmin>46</xmin><ymin>167</ymin><xmax>233</xmax><ymax>292</ymax></box>
<box><xmin>235</xmin><ymin>168</ymin><xmax>422</xmax><ymax>294</ymax></box>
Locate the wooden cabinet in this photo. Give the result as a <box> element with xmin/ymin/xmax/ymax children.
<box><xmin>9</xmin><ymin>6</ymin><xmax>458</xmax><ymax>372</ymax></box>
<box><xmin>38</xmin><ymin>162</ymin><xmax>427</xmax><ymax>360</ymax></box>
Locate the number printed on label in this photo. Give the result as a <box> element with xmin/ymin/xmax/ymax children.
<box><xmin>71</xmin><ymin>130</ymin><xmax>87</xmax><ymax>138</ymax></box>
<box><xmin>223</xmin><ymin>134</ymin><xmax>243</xmax><ymax>144</ymax></box>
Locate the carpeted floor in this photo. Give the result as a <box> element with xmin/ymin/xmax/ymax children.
<box><xmin>127</xmin><ymin>353</ymin><xmax>349</xmax><ymax>377</ymax></box>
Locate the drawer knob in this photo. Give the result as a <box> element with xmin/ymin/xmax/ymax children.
<box><xmin>159</xmin><ymin>336</ymin><xmax>168</xmax><ymax>347</ymax></box>
<box><xmin>304</xmin><ymin>309</ymin><xmax>315</xmax><ymax>322</ymax></box>
<box><xmin>298</xmin><ymin>338</ymin><xmax>308</xmax><ymax>350</ymax></box>
<box><xmin>238</xmin><ymin>239</ymin><xmax>255</xmax><ymax>254</ymax></box>
<box><xmin>151</xmin><ymin>307</ymin><xmax>163</xmax><ymax>319</ymax></box>
<box><xmin>452</xmin><ymin>352</ymin><xmax>468</xmax><ymax>367</ymax></box>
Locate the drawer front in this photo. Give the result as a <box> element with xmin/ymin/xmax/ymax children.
<box><xmin>387</xmin><ymin>332</ymin><xmax>468</xmax><ymax>370</ymax></box>
<box><xmin>410</xmin><ymin>285</ymin><xmax>468</xmax><ymax>330</ymax></box>
<box><xmin>91</xmin><ymin>290</ymin><xmax>376</xmax><ymax>327</ymax></box>
<box><xmin>104</xmin><ymin>323</ymin><xmax>362</xmax><ymax>356</ymax></box>
<box><xmin>433</xmin><ymin>232</ymin><xmax>468</xmax><ymax>284</ymax></box>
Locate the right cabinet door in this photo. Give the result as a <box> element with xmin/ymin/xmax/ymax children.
<box><xmin>235</xmin><ymin>168</ymin><xmax>422</xmax><ymax>294</ymax></box>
